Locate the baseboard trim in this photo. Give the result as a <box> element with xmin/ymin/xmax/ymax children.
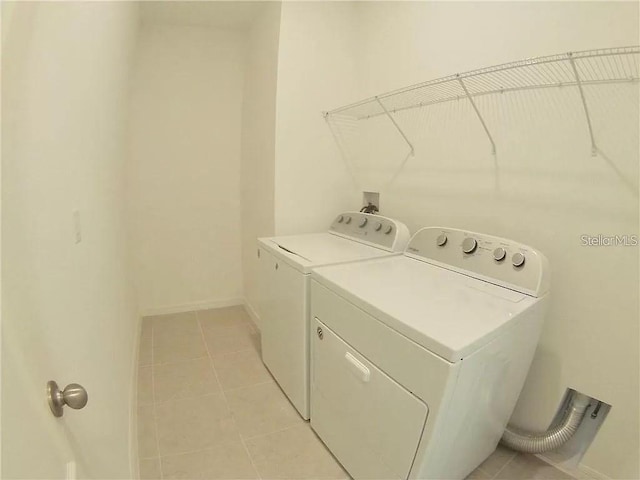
<box><xmin>129</xmin><ymin>314</ymin><xmax>142</xmax><ymax>479</ymax></box>
<box><xmin>139</xmin><ymin>298</ymin><xmax>244</xmax><ymax>317</ymax></box>
<box><xmin>243</xmin><ymin>298</ymin><xmax>261</xmax><ymax>331</ymax></box>
<box><xmin>535</xmin><ymin>453</ymin><xmax>610</xmax><ymax>480</ymax></box>
<box><xmin>577</xmin><ymin>464</ymin><xmax>611</xmax><ymax>480</ymax></box>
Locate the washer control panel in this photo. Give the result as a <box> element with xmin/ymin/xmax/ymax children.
<box><xmin>329</xmin><ymin>212</ymin><xmax>411</xmax><ymax>252</ymax></box>
<box><xmin>405</xmin><ymin>227</ymin><xmax>549</xmax><ymax>297</ymax></box>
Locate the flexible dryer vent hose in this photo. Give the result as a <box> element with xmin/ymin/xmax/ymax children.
<box><xmin>501</xmin><ymin>392</ymin><xmax>591</xmax><ymax>454</ymax></box>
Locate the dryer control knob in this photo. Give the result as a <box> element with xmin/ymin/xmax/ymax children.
<box><xmin>374</xmin><ymin>222</ymin><xmax>382</xmax><ymax>232</ymax></box>
<box><xmin>359</xmin><ymin>217</ymin><xmax>368</xmax><ymax>228</ymax></box>
<box><xmin>345</xmin><ymin>216</ymin><xmax>352</xmax><ymax>224</ymax></box>
<box><xmin>436</xmin><ymin>234</ymin><xmax>448</xmax><ymax>247</ymax></box>
<box><xmin>337</xmin><ymin>215</ymin><xmax>344</xmax><ymax>223</ymax></box>
<box><xmin>384</xmin><ymin>225</ymin><xmax>393</xmax><ymax>235</ymax></box>
<box><xmin>493</xmin><ymin>247</ymin><xmax>507</xmax><ymax>261</ymax></box>
<box><xmin>462</xmin><ymin>237</ymin><xmax>478</xmax><ymax>254</ymax></box>
<box><xmin>512</xmin><ymin>252</ymin><xmax>526</xmax><ymax>268</ymax></box>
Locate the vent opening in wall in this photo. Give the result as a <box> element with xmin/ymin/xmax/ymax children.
<box><xmin>362</xmin><ymin>192</ymin><xmax>380</xmax><ymax>214</ymax></box>
<box><xmin>541</xmin><ymin>388</ymin><xmax>611</xmax><ymax>470</ymax></box>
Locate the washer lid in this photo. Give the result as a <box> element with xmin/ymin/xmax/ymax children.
<box><xmin>259</xmin><ymin>233</ymin><xmax>402</xmax><ymax>274</ymax></box>
<box><xmin>311</xmin><ymin>255</ymin><xmax>542</xmax><ymax>362</ymax></box>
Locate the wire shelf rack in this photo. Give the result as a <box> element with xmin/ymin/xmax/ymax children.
<box><xmin>324</xmin><ymin>46</ymin><xmax>640</xmax><ymax>157</ymax></box>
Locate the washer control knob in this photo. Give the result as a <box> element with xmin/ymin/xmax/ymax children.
<box><xmin>512</xmin><ymin>252</ymin><xmax>526</xmax><ymax>268</ymax></box>
<box><xmin>359</xmin><ymin>217</ymin><xmax>368</xmax><ymax>228</ymax></box>
<box><xmin>345</xmin><ymin>216</ymin><xmax>352</xmax><ymax>224</ymax></box>
<box><xmin>337</xmin><ymin>215</ymin><xmax>344</xmax><ymax>223</ymax></box>
<box><xmin>462</xmin><ymin>237</ymin><xmax>478</xmax><ymax>254</ymax></box>
<box><xmin>384</xmin><ymin>225</ymin><xmax>393</xmax><ymax>235</ymax></box>
<box><xmin>436</xmin><ymin>234</ymin><xmax>448</xmax><ymax>247</ymax></box>
<box><xmin>493</xmin><ymin>247</ymin><xmax>507</xmax><ymax>261</ymax></box>
<box><xmin>374</xmin><ymin>222</ymin><xmax>383</xmax><ymax>232</ymax></box>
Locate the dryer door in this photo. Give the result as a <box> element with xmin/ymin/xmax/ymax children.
<box><xmin>311</xmin><ymin>319</ymin><xmax>428</xmax><ymax>480</ymax></box>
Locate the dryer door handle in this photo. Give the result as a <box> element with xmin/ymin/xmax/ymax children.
<box><xmin>344</xmin><ymin>352</ymin><xmax>370</xmax><ymax>383</ymax></box>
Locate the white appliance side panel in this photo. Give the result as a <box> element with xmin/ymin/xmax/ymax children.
<box><xmin>311</xmin><ymin>319</ymin><xmax>428</xmax><ymax>480</ymax></box>
<box><xmin>253</xmin><ymin>245</ymin><xmax>271</xmax><ymax>329</ymax></box>
<box><xmin>412</xmin><ymin>297</ymin><xmax>548</xmax><ymax>479</ymax></box>
<box><xmin>260</xmin><ymin>250</ymin><xmax>310</xmax><ymax>419</ymax></box>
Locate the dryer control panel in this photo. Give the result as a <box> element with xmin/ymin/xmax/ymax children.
<box><xmin>329</xmin><ymin>212</ymin><xmax>410</xmax><ymax>252</ymax></box>
<box><xmin>405</xmin><ymin>227</ymin><xmax>550</xmax><ymax>297</ymax></box>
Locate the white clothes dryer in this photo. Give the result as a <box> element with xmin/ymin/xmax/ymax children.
<box><xmin>310</xmin><ymin>227</ymin><xmax>550</xmax><ymax>479</ymax></box>
<box><xmin>256</xmin><ymin>212</ymin><xmax>410</xmax><ymax>419</ymax></box>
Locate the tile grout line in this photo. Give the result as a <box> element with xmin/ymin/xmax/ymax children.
<box><xmin>239</xmin><ymin>434</ymin><xmax>264</xmax><ymax>480</ymax></box>
<box><xmin>196</xmin><ymin>310</ymin><xmax>263</xmax><ymax>480</ymax></box>
<box><xmin>491</xmin><ymin>451</ymin><xmax>518</xmax><ymax>479</ymax></box>
<box><xmin>148</xmin><ymin>344</ymin><xmax>257</xmax><ymax>368</ymax></box>
<box><xmin>241</xmin><ymin>421</ymin><xmax>305</xmax><ymax>442</ymax></box>
<box><xmin>208</xmin><ymin>346</ymin><xmax>261</xmax><ymax>362</ymax></box>
<box><xmin>147</xmin><ymin>354</ymin><xmax>210</xmax><ymax>367</ymax></box>
<box><xmin>137</xmin><ymin>421</ymin><xmax>305</xmax><ymax>467</ymax></box>
<box><xmin>138</xmin><ymin>455</ymin><xmax>161</xmax><ymax>461</ymax></box>
<box><xmin>475</xmin><ymin>466</ymin><xmax>492</xmax><ymax>478</ymax></box>
<box><xmin>475</xmin><ymin>457</ymin><xmax>499</xmax><ymax>479</ymax></box>
<box><xmin>151</xmin><ymin>386</ymin><xmax>265</xmax><ymax>407</ymax></box>
<box><xmin>222</xmin><ymin>379</ymin><xmax>274</xmax><ymax>394</ymax></box>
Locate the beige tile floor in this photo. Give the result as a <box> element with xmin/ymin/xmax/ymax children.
<box><xmin>137</xmin><ymin>306</ymin><xmax>573</xmax><ymax>480</ymax></box>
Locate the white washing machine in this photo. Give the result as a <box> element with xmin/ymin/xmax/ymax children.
<box><xmin>256</xmin><ymin>212</ymin><xmax>410</xmax><ymax>420</ymax></box>
<box><xmin>310</xmin><ymin>227</ymin><xmax>550</xmax><ymax>480</ymax></box>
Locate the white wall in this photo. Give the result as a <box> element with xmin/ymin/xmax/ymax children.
<box><xmin>350</xmin><ymin>2</ymin><xmax>639</xmax><ymax>479</ymax></box>
<box><xmin>240</xmin><ymin>3</ymin><xmax>281</xmax><ymax>324</ymax></box>
<box><xmin>2</xmin><ymin>2</ymin><xmax>139</xmax><ymax>477</ymax></box>
<box><xmin>273</xmin><ymin>2</ymin><xmax>363</xmax><ymax>236</ymax></box>
<box><xmin>128</xmin><ymin>24</ymin><xmax>245</xmax><ymax>315</ymax></box>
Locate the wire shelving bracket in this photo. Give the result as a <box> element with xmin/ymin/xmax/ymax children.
<box><xmin>456</xmin><ymin>74</ymin><xmax>497</xmax><ymax>155</ymax></box>
<box><xmin>324</xmin><ymin>46</ymin><xmax>640</xmax><ymax>159</ymax></box>
<box><xmin>567</xmin><ymin>52</ymin><xmax>598</xmax><ymax>156</ymax></box>
<box><xmin>375</xmin><ymin>96</ymin><xmax>415</xmax><ymax>157</ymax></box>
